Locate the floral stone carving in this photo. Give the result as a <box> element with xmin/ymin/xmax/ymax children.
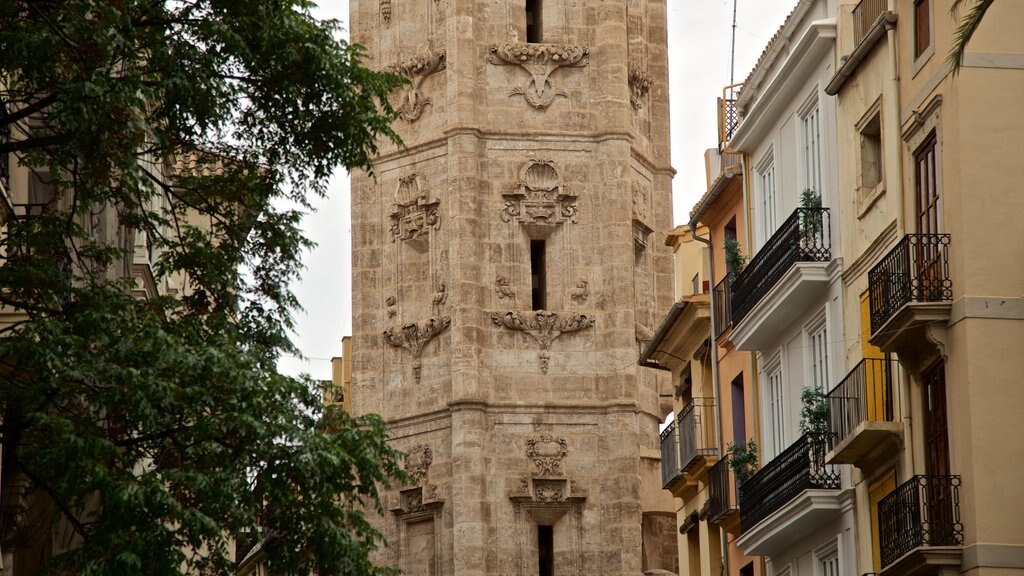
<box><xmin>490</xmin><ymin>310</ymin><xmax>595</xmax><ymax>373</ymax></box>
<box><xmin>389</xmin><ymin>174</ymin><xmax>441</xmax><ymax>244</ymax></box>
<box><xmin>487</xmin><ymin>42</ymin><xmax>589</xmax><ymax>109</ymax></box>
<box><xmin>628</xmin><ymin>63</ymin><xmax>653</xmax><ymax>110</ymax></box>
<box><xmin>500</xmin><ymin>160</ymin><xmax>578</xmax><ymax>231</ymax></box>
<box><xmin>526</xmin><ymin>434</ymin><xmax>569</xmax><ymax>477</ymax></box>
<box><xmin>385</xmin><ymin>47</ymin><xmax>447</xmax><ymax>122</ymax></box>
<box><xmin>405</xmin><ymin>444</ymin><xmax>433</xmax><ymax>481</ymax></box>
<box><xmin>383</xmin><ymin>316</ymin><xmax>451</xmax><ymax>383</ymax></box>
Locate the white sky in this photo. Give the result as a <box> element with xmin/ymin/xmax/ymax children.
<box><xmin>277</xmin><ymin>0</ymin><xmax>795</xmax><ymax>379</ymax></box>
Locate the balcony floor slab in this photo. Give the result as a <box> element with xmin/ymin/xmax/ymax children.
<box><xmin>731</xmin><ymin>261</ymin><xmax>836</xmax><ymax>351</ymax></box>
<box><xmin>736</xmin><ymin>488</ymin><xmax>852</xmax><ymax>558</ymax></box>
<box><xmin>827</xmin><ymin>421</ymin><xmax>903</xmax><ymax>468</ymax></box>
<box><xmin>879</xmin><ymin>546</ymin><xmax>962</xmax><ymax>576</ymax></box>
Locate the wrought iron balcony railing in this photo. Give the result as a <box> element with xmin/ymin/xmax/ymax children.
<box><xmin>878</xmin><ymin>475</ymin><xmax>963</xmax><ymax>569</ymax></box>
<box><xmin>730</xmin><ymin>207</ymin><xmax>831</xmax><ymax>326</ymax></box>
<box><xmin>679</xmin><ymin>398</ymin><xmax>718</xmax><ymax>472</ymax></box>
<box><xmin>708</xmin><ymin>455</ymin><xmax>739</xmax><ymax>523</ymax></box>
<box><xmin>719</xmin><ymin>97</ymin><xmax>740</xmax><ymax>146</ymax></box>
<box><xmin>660</xmin><ymin>420</ymin><xmax>680</xmax><ymax>489</ymax></box>
<box><xmin>739</xmin><ymin>432</ymin><xmax>840</xmax><ymax>533</ymax></box>
<box><xmin>827</xmin><ymin>358</ymin><xmax>902</xmax><ymax>444</ymax></box>
<box><xmin>868</xmin><ymin>234</ymin><xmax>951</xmax><ymax>334</ymax></box>
<box><xmin>853</xmin><ymin>0</ymin><xmax>887</xmax><ymax>46</ymax></box>
<box><xmin>713</xmin><ymin>273</ymin><xmax>732</xmax><ymax>339</ymax></box>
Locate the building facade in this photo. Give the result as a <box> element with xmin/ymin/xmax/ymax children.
<box><xmin>348</xmin><ymin>1</ymin><xmax>678</xmax><ymax>574</ymax></box>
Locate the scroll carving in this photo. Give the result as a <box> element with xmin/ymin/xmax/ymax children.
<box><xmin>526</xmin><ymin>434</ymin><xmax>568</xmax><ymax>477</ymax></box>
<box><xmin>500</xmin><ymin>160</ymin><xmax>578</xmax><ymax>231</ymax></box>
<box><xmin>390</xmin><ymin>174</ymin><xmax>441</xmax><ymax>243</ymax></box>
<box><xmin>495</xmin><ymin>276</ymin><xmax>515</xmax><ymax>300</ymax></box>
<box><xmin>569</xmin><ymin>280</ymin><xmax>589</xmax><ymax>304</ymax></box>
<box><xmin>405</xmin><ymin>444</ymin><xmax>433</xmax><ymax>481</ymax></box>
<box><xmin>383</xmin><ymin>316</ymin><xmax>451</xmax><ymax>382</ymax></box>
<box><xmin>490</xmin><ymin>310</ymin><xmax>595</xmax><ymax>373</ymax></box>
<box><xmin>487</xmin><ymin>43</ymin><xmax>589</xmax><ymax>109</ymax></box>
<box><xmin>380</xmin><ymin>0</ymin><xmax>391</xmax><ymax>23</ymax></box>
<box><xmin>628</xmin><ymin>63</ymin><xmax>653</xmax><ymax>110</ymax></box>
<box><xmin>385</xmin><ymin>47</ymin><xmax>447</xmax><ymax>122</ymax></box>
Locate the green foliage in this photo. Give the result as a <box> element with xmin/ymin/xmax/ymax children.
<box><xmin>724</xmin><ymin>238</ymin><xmax>745</xmax><ymax>275</ymax></box>
<box><xmin>0</xmin><ymin>1</ymin><xmax>408</xmax><ymax>574</ymax></box>
<box><xmin>799</xmin><ymin>385</ymin><xmax>830</xmax><ymax>437</ymax></box>
<box><xmin>727</xmin><ymin>438</ymin><xmax>759</xmax><ymax>485</ymax></box>
<box><xmin>948</xmin><ymin>0</ymin><xmax>996</xmax><ymax>75</ymax></box>
<box><xmin>799</xmin><ymin>188</ymin><xmax>823</xmax><ymax>245</ymax></box>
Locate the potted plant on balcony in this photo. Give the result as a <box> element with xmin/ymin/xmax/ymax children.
<box><xmin>800</xmin><ymin>188</ymin><xmax>823</xmax><ymax>251</ymax></box>
<box><xmin>724</xmin><ymin>238</ymin><xmax>745</xmax><ymax>275</ymax></box>
<box><xmin>800</xmin><ymin>385</ymin><xmax>831</xmax><ymax>472</ymax></box>
<box><xmin>727</xmin><ymin>438</ymin><xmax>759</xmax><ymax>485</ymax></box>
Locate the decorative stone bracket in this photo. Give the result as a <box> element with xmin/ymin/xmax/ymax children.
<box><xmin>628</xmin><ymin>63</ymin><xmax>653</xmax><ymax>110</ymax></box>
<box><xmin>509</xmin><ymin>435</ymin><xmax>585</xmax><ymax>523</ymax></box>
<box><xmin>385</xmin><ymin>47</ymin><xmax>447</xmax><ymax>122</ymax></box>
<box><xmin>500</xmin><ymin>160</ymin><xmax>578</xmax><ymax>235</ymax></box>
<box><xmin>487</xmin><ymin>43</ymin><xmax>589</xmax><ymax>109</ymax></box>
<box><xmin>390</xmin><ymin>174</ymin><xmax>441</xmax><ymax>244</ymax></box>
<box><xmin>384</xmin><ymin>316</ymin><xmax>451</xmax><ymax>383</ymax></box>
<box><xmin>391</xmin><ymin>484</ymin><xmax>443</xmax><ymax>517</ymax></box>
<box><xmin>490</xmin><ymin>310</ymin><xmax>594</xmax><ymax>373</ymax></box>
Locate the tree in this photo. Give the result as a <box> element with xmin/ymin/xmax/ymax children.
<box><xmin>0</xmin><ymin>1</ymin><xmax>408</xmax><ymax>574</ymax></box>
<box><xmin>948</xmin><ymin>0</ymin><xmax>995</xmax><ymax>74</ymax></box>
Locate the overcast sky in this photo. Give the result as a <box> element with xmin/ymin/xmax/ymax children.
<box><xmin>277</xmin><ymin>0</ymin><xmax>795</xmax><ymax>379</ymax></box>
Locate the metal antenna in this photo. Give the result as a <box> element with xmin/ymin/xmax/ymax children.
<box><xmin>730</xmin><ymin>0</ymin><xmax>739</xmax><ymax>84</ymax></box>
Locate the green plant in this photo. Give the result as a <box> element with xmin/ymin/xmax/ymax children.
<box><xmin>799</xmin><ymin>385</ymin><xmax>830</xmax><ymax>437</ymax></box>
<box><xmin>799</xmin><ymin>188</ymin><xmax>823</xmax><ymax>246</ymax></box>
<box><xmin>727</xmin><ymin>438</ymin><xmax>759</xmax><ymax>485</ymax></box>
<box><xmin>724</xmin><ymin>238</ymin><xmax>745</xmax><ymax>274</ymax></box>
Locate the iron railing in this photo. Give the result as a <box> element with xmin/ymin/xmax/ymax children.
<box><xmin>868</xmin><ymin>234</ymin><xmax>951</xmax><ymax>334</ymax></box>
<box><xmin>879</xmin><ymin>475</ymin><xmax>962</xmax><ymax>568</ymax></box>
<box><xmin>731</xmin><ymin>207</ymin><xmax>831</xmax><ymax>326</ymax></box>
<box><xmin>708</xmin><ymin>456</ymin><xmax>739</xmax><ymax>523</ymax></box>
<box><xmin>679</xmin><ymin>398</ymin><xmax>718</xmax><ymax>472</ymax></box>
<box><xmin>739</xmin><ymin>432</ymin><xmax>840</xmax><ymax>533</ymax></box>
<box><xmin>853</xmin><ymin>0</ymin><xmax>887</xmax><ymax>46</ymax></box>
<box><xmin>713</xmin><ymin>274</ymin><xmax>732</xmax><ymax>338</ymax></box>
<box><xmin>827</xmin><ymin>358</ymin><xmax>902</xmax><ymax>445</ymax></box>
<box><xmin>660</xmin><ymin>420</ymin><xmax>680</xmax><ymax>489</ymax></box>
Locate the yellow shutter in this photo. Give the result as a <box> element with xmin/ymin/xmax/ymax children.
<box><xmin>860</xmin><ymin>290</ymin><xmax>888</xmax><ymax>420</ymax></box>
<box><xmin>868</xmin><ymin>468</ymin><xmax>897</xmax><ymax>572</ymax></box>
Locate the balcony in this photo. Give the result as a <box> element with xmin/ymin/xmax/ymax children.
<box><xmin>878</xmin><ymin>475</ymin><xmax>963</xmax><ymax>576</ymax></box>
<box><xmin>736</xmin><ymin>433</ymin><xmax>843</xmax><ymax>557</ymax></box>
<box><xmin>678</xmin><ymin>398</ymin><xmax>718</xmax><ymax>477</ymax></box>
<box><xmin>730</xmin><ymin>208</ymin><xmax>833</xmax><ymax>350</ymax></box>
<box><xmin>713</xmin><ymin>274</ymin><xmax>732</xmax><ymax>339</ymax></box>
<box><xmin>853</xmin><ymin>0</ymin><xmax>887</xmax><ymax>46</ymax></box>
<box><xmin>826</xmin><ymin>358</ymin><xmax>904</xmax><ymax>468</ymax></box>
<box><xmin>660</xmin><ymin>420</ymin><xmax>682</xmax><ymax>489</ymax></box>
<box><xmin>868</xmin><ymin>235</ymin><xmax>952</xmax><ymax>353</ymax></box>
<box><xmin>708</xmin><ymin>456</ymin><xmax>739</xmax><ymax>525</ymax></box>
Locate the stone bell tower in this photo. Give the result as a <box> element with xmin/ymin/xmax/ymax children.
<box><xmin>349</xmin><ymin>1</ymin><xmax>677</xmax><ymax>574</ymax></box>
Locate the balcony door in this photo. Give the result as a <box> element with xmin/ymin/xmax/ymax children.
<box><xmin>914</xmin><ymin>132</ymin><xmax>943</xmax><ymax>301</ymax></box>
<box><xmin>922</xmin><ymin>359</ymin><xmax>954</xmax><ymax>543</ymax></box>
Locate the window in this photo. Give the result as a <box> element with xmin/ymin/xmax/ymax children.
<box><xmin>757</xmin><ymin>153</ymin><xmax>778</xmax><ymax>240</ymax></box>
<box><xmin>538</xmin><ymin>524</ymin><xmax>554</xmax><ymax>576</ymax></box>
<box><xmin>914</xmin><ymin>0</ymin><xmax>931</xmax><ymax>58</ymax></box>
<box><xmin>808</xmin><ymin>321</ymin><xmax>829</xmax><ymax>392</ymax></box>
<box><xmin>530</xmin><ymin>239</ymin><xmax>546</xmax><ymax>310</ymax></box>
<box><xmin>692</xmin><ymin>273</ymin><xmax>700</xmax><ymax>295</ymax></box>
<box><xmin>739</xmin><ymin>562</ymin><xmax>755</xmax><ymax>576</ymax></box>
<box><xmin>817</xmin><ymin>546</ymin><xmax>840</xmax><ymax>576</ymax></box>
<box><xmin>765</xmin><ymin>359</ymin><xmax>785</xmax><ymax>457</ymax></box>
<box><xmin>731</xmin><ymin>374</ymin><xmax>746</xmax><ymax>446</ymax></box>
<box><xmin>801</xmin><ymin>99</ymin><xmax>823</xmax><ymax>198</ymax></box>
<box><xmin>860</xmin><ymin>111</ymin><xmax>882</xmax><ymax>191</ymax></box>
<box><xmin>526</xmin><ymin>0</ymin><xmax>542</xmax><ymax>43</ymax></box>
<box><xmin>915</xmin><ymin>132</ymin><xmax>940</xmax><ymax>235</ymax></box>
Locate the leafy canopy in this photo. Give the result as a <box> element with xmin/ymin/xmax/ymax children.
<box><xmin>0</xmin><ymin>0</ymin><xmax>407</xmax><ymax>574</ymax></box>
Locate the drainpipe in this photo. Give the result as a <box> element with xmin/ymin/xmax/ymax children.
<box><xmin>690</xmin><ymin>225</ymin><xmax>730</xmax><ymax>576</ymax></box>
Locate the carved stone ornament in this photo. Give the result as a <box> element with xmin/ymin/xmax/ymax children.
<box><xmin>491</xmin><ymin>310</ymin><xmax>594</xmax><ymax>373</ymax></box>
<box><xmin>386</xmin><ymin>295</ymin><xmax>398</xmax><ymax>318</ymax></box>
<box><xmin>392</xmin><ymin>485</ymin><xmax>443</xmax><ymax>516</ymax></box>
<box><xmin>628</xmin><ymin>63</ymin><xmax>653</xmax><ymax>110</ymax></box>
<box><xmin>405</xmin><ymin>444</ymin><xmax>433</xmax><ymax>481</ymax></box>
<box><xmin>495</xmin><ymin>276</ymin><xmax>515</xmax><ymax>300</ymax></box>
<box><xmin>500</xmin><ymin>160</ymin><xmax>578</xmax><ymax>231</ymax></box>
<box><xmin>380</xmin><ymin>0</ymin><xmax>391</xmax><ymax>22</ymax></box>
<box><xmin>487</xmin><ymin>42</ymin><xmax>589</xmax><ymax>109</ymax></box>
<box><xmin>526</xmin><ymin>434</ymin><xmax>569</xmax><ymax>477</ymax></box>
<box><xmin>389</xmin><ymin>174</ymin><xmax>441</xmax><ymax>243</ymax></box>
<box><xmin>508</xmin><ymin>477</ymin><xmax>586</xmax><ymax>514</ymax></box>
<box><xmin>432</xmin><ymin>283</ymin><xmax>447</xmax><ymax>307</ymax></box>
<box><xmin>385</xmin><ymin>47</ymin><xmax>447</xmax><ymax>122</ymax></box>
<box><xmin>632</xmin><ymin>182</ymin><xmax>654</xmax><ymax>251</ymax></box>
<box><xmin>383</xmin><ymin>316</ymin><xmax>451</xmax><ymax>383</ymax></box>
<box><xmin>569</xmin><ymin>279</ymin><xmax>589</xmax><ymax>304</ymax></box>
